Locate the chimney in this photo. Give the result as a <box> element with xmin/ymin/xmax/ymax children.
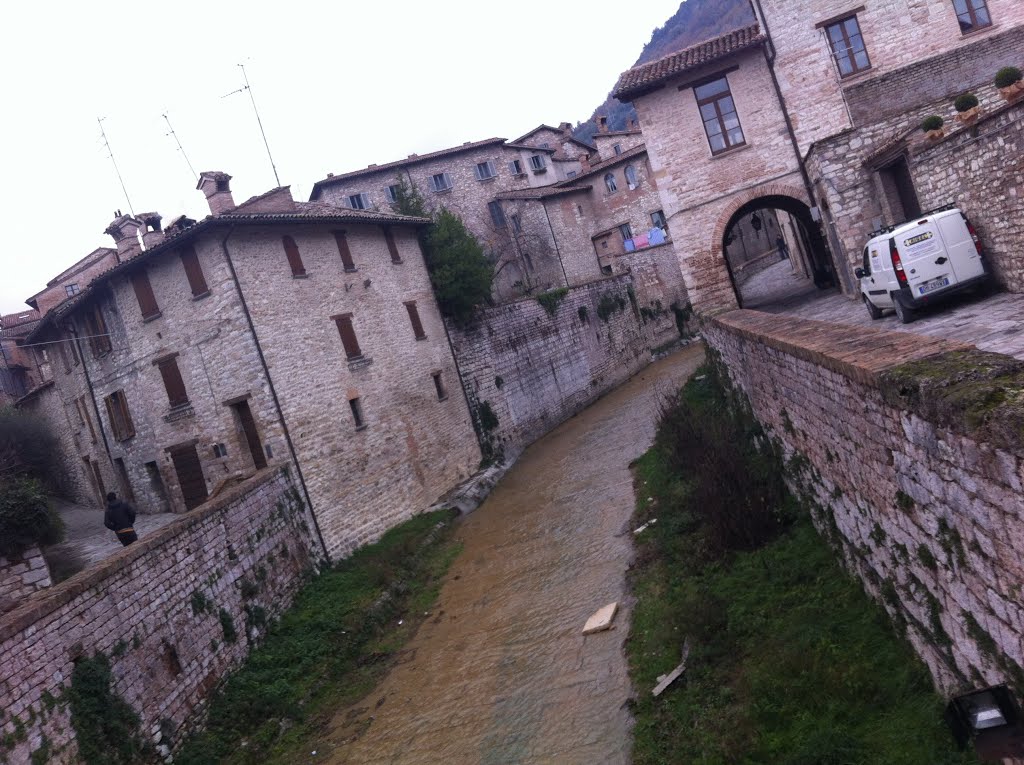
<box><xmin>139</xmin><ymin>212</ymin><xmax>164</xmax><ymax>249</ymax></box>
<box><xmin>104</xmin><ymin>214</ymin><xmax>145</xmax><ymax>258</ymax></box>
<box><xmin>580</xmin><ymin>153</ymin><xmax>592</xmax><ymax>173</ymax></box>
<box><xmin>197</xmin><ymin>171</ymin><xmax>235</xmax><ymax>215</ymax></box>
<box><xmin>597</xmin><ymin>116</ymin><xmax>609</xmax><ymax>134</ymax></box>
<box><xmin>559</xmin><ymin>122</ymin><xmax>573</xmax><ymax>134</ymax></box>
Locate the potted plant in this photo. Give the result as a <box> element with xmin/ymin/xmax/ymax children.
<box><xmin>954</xmin><ymin>93</ymin><xmax>981</xmax><ymax>124</ymax></box>
<box><xmin>995</xmin><ymin>66</ymin><xmax>1023</xmax><ymax>101</ymax></box>
<box><xmin>921</xmin><ymin>115</ymin><xmax>945</xmax><ymax>140</ymax></box>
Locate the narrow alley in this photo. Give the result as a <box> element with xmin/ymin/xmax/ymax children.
<box><xmin>317</xmin><ymin>345</ymin><xmax>704</xmax><ymax>764</ymax></box>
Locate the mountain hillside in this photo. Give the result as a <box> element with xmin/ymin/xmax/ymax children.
<box><xmin>575</xmin><ymin>0</ymin><xmax>754</xmax><ymax>142</ymax></box>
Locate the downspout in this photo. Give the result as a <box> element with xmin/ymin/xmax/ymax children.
<box><xmin>69</xmin><ymin>323</ymin><xmax>116</xmax><ymax>467</ymax></box>
<box><xmin>542</xmin><ymin>202</ymin><xmax>570</xmax><ymax>287</ymax></box>
<box><xmin>218</xmin><ymin>225</ymin><xmax>330</xmax><ymax>562</ymax></box>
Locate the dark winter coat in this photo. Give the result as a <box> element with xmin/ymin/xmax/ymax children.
<box><xmin>104</xmin><ymin>499</ymin><xmax>136</xmax><ymax>531</ymax></box>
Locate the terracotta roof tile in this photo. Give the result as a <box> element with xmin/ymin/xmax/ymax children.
<box><xmin>555</xmin><ymin>144</ymin><xmax>648</xmax><ymax>186</ymax></box>
<box><xmin>493</xmin><ymin>185</ymin><xmax>592</xmax><ymax>201</ymax></box>
<box><xmin>613</xmin><ymin>24</ymin><xmax>765</xmax><ymax>101</ymax></box>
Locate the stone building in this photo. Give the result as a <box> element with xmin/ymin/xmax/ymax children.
<box><xmin>0</xmin><ymin>310</ymin><xmax>42</xmax><ymax>406</ymax></box>
<box><xmin>615</xmin><ymin>1</ymin><xmax>1024</xmax><ymax>311</ymax></box>
<box><xmin>23</xmin><ymin>172</ymin><xmax>480</xmax><ymax>560</ymax></box>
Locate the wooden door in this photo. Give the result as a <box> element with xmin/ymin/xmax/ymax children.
<box><xmin>233</xmin><ymin>401</ymin><xmax>267</xmax><ymax>470</ymax></box>
<box><xmin>169</xmin><ymin>444</ymin><xmax>208</xmax><ymax>510</ymax></box>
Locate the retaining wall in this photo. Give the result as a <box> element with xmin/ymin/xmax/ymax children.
<box><xmin>448</xmin><ymin>273</ymin><xmax>673</xmax><ymax>461</ymax></box>
<box><xmin>0</xmin><ymin>463</ymin><xmax>322</xmax><ymax>764</ymax></box>
<box><xmin>0</xmin><ymin>546</ymin><xmax>52</xmax><ymax>614</ymax></box>
<box><xmin>705</xmin><ymin>310</ymin><xmax>1024</xmax><ymax>699</ymax></box>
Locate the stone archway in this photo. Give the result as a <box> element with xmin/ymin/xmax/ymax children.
<box><xmin>713</xmin><ymin>184</ymin><xmax>837</xmax><ymax>309</ymax></box>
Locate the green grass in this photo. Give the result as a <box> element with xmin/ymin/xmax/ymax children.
<box><xmin>176</xmin><ymin>509</ymin><xmax>462</xmax><ymax>764</ymax></box>
<box><xmin>627</xmin><ymin>369</ymin><xmax>981</xmax><ymax>765</ymax></box>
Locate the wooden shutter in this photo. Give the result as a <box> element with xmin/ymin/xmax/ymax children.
<box><xmin>383</xmin><ymin>226</ymin><xmax>401</xmax><ymax>263</ymax></box>
<box><xmin>88</xmin><ymin>307</ymin><xmax>112</xmax><ymax>356</ymax></box>
<box><xmin>179</xmin><ymin>245</ymin><xmax>209</xmax><ymax>297</ymax></box>
<box><xmin>404</xmin><ymin>301</ymin><xmax>426</xmax><ymax>340</ymax></box>
<box><xmin>334</xmin><ymin>230</ymin><xmax>355</xmax><ymax>271</ymax></box>
<box><xmin>105</xmin><ymin>390</ymin><xmax>135</xmax><ymax>441</ymax></box>
<box><xmin>283</xmin><ymin>235</ymin><xmax>305</xmax><ymax>276</ymax></box>
<box><xmin>334</xmin><ymin>314</ymin><xmax>362</xmax><ymax>358</ymax></box>
<box><xmin>131</xmin><ymin>270</ymin><xmax>160</xmax><ymax>319</ymax></box>
<box><xmin>155</xmin><ymin>354</ymin><xmax>189</xmax><ymax>407</ymax></box>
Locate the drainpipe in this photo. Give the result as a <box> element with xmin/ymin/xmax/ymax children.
<box><xmin>218</xmin><ymin>225</ymin><xmax>330</xmax><ymax>561</ymax></box>
<box><xmin>69</xmin><ymin>323</ymin><xmax>116</xmax><ymax>467</ymax></box>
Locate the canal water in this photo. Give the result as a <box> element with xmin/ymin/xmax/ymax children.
<box><xmin>321</xmin><ymin>345</ymin><xmax>705</xmax><ymax>764</ymax></box>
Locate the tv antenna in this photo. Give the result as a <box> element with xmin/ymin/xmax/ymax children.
<box><xmin>222</xmin><ymin>62</ymin><xmax>281</xmax><ymax>187</ymax></box>
<box><xmin>162</xmin><ymin>112</ymin><xmax>198</xmax><ymax>181</ymax></box>
<box><xmin>97</xmin><ymin>117</ymin><xmax>135</xmax><ymax>217</ymax></box>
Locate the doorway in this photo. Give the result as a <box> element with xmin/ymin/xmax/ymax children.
<box><xmin>167</xmin><ymin>443</ymin><xmax>208</xmax><ymax>510</ymax></box>
<box><xmin>231</xmin><ymin>400</ymin><xmax>268</xmax><ymax>470</ymax></box>
<box><xmin>878</xmin><ymin>156</ymin><xmax>922</xmax><ymax>223</ymax></box>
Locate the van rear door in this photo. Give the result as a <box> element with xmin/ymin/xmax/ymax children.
<box><xmin>936</xmin><ymin>211</ymin><xmax>985</xmax><ymax>282</ymax></box>
<box><xmin>894</xmin><ymin>219</ymin><xmax>952</xmax><ymax>299</ymax></box>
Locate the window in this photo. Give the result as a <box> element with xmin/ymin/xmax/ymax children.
<box><xmin>694</xmin><ymin>76</ymin><xmax>746</xmax><ymax>154</ymax></box>
<box><xmin>76</xmin><ymin>396</ymin><xmax>96</xmax><ymax>442</ymax></box>
<box><xmin>488</xmin><ymin>200</ymin><xmax>507</xmax><ymax>229</ymax></box>
<box><xmin>349</xmin><ymin>397</ymin><xmax>366</xmax><ymax>429</ymax></box>
<box><xmin>540</xmin><ymin>142</ymin><xmax>551</xmax><ymax>149</ymax></box>
<box><xmin>511</xmin><ymin>214</ymin><xmax>522</xmax><ymax>234</ymax></box>
<box><xmin>529</xmin><ymin>155</ymin><xmax>546</xmax><ymax>171</ymax></box>
<box><xmin>624</xmin><ymin>165</ymin><xmax>639</xmax><ymax>187</ymax></box>
<box><xmin>825</xmin><ymin>16</ymin><xmax>871</xmax><ymax>77</ymax></box>
<box><xmin>475</xmin><ymin>160</ymin><xmax>497</xmax><ymax>181</ymax></box>
<box><xmin>613</xmin><ymin>143</ymin><xmax>622</xmax><ymax>155</ymax></box>
<box><xmin>432</xmin><ymin>372</ymin><xmax>447</xmax><ymax>400</ymax></box>
<box><xmin>384</xmin><ymin>184</ymin><xmax>401</xmax><ymax>204</ymax></box>
<box><xmin>508</xmin><ymin>159</ymin><xmax>524</xmax><ymax>176</ymax></box>
<box><xmin>650</xmin><ymin>210</ymin><xmax>667</xmax><ymax>230</ymax></box>
<box><xmin>333</xmin><ymin>313</ymin><xmax>362</xmax><ymax>359</ymax></box>
<box><xmin>282</xmin><ymin>235</ymin><xmax>305</xmax><ymax>277</ymax></box>
<box><xmin>104</xmin><ymin>390</ymin><xmax>135</xmax><ymax>441</ymax></box>
<box><xmin>604</xmin><ymin>173</ymin><xmax>618</xmax><ymax>193</ymax></box>
<box><xmin>953</xmin><ymin>0</ymin><xmax>991</xmax><ymax>33</ymax></box>
<box><xmin>619</xmin><ymin>223</ymin><xmax>634</xmax><ymax>241</ymax></box>
<box><xmin>180</xmin><ymin>245</ymin><xmax>209</xmax><ymax>297</ymax></box>
<box><xmin>405</xmin><ymin>301</ymin><xmax>426</xmax><ymax>340</ymax></box>
<box><xmin>332</xmin><ymin>230</ymin><xmax>355</xmax><ymax>271</ymax></box>
<box><xmin>430</xmin><ymin>173</ymin><xmax>453</xmax><ymax>192</ymax></box>
<box><xmin>348</xmin><ymin>192</ymin><xmax>370</xmax><ymax>210</ymax></box>
<box><xmin>84</xmin><ymin>306</ymin><xmax>112</xmax><ymax>357</ymax></box>
<box><xmin>566</xmin><ymin>170</ymin><xmax>577</xmax><ymax>179</ymax></box>
<box><xmin>154</xmin><ymin>353</ymin><xmax>189</xmax><ymax>408</ymax></box>
<box><xmin>65</xmin><ymin>283</ymin><xmax>80</xmax><ymax>297</ymax></box>
<box><xmin>130</xmin><ymin>269</ymin><xmax>160</xmax><ymax>320</ymax></box>
<box><xmin>383</xmin><ymin>226</ymin><xmax>402</xmax><ymax>263</ymax></box>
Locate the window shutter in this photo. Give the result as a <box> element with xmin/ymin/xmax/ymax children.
<box><xmin>383</xmin><ymin>226</ymin><xmax>401</xmax><ymax>263</ymax></box>
<box><xmin>405</xmin><ymin>301</ymin><xmax>426</xmax><ymax>339</ymax></box>
<box><xmin>334</xmin><ymin>230</ymin><xmax>356</xmax><ymax>271</ymax></box>
<box><xmin>131</xmin><ymin>270</ymin><xmax>160</xmax><ymax>319</ymax></box>
<box><xmin>283</xmin><ymin>236</ymin><xmax>305</xmax><ymax>276</ymax></box>
<box><xmin>88</xmin><ymin>307</ymin><xmax>112</xmax><ymax>357</ymax></box>
<box><xmin>334</xmin><ymin>314</ymin><xmax>362</xmax><ymax>358</ymax></box>
<box><xmin>180</xmin><ymin>245</ymin><xmax>209</xmax><ymax>297</ymax></box>
<box><xmin>118</xmin><ymin>393</ymin><xmax>135</xmax><ymax>439</ymax></box>
<box><xmin>104</xmin><ymin>395</ymin><xmax>117</xmax><ymax>439</ymax></box>
<box><xmin>156</xmin><ymin>355</ymin><xmax>189</xmax><ymax>407</ymax></box>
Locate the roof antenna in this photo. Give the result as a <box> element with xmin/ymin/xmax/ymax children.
<box><xmin>162</xmin><ymin>112</ymin><xmax>198</xmax><ymax>182</ymax></box>
<box><xmin>98</xmin><ymin>117</ymin><xmax>135</xmax><ymax>217</ymax></box>
<box><xmin>222</xmin><ymin>62</ymin><xmax>281</xmax><ymax>187</ymax></box>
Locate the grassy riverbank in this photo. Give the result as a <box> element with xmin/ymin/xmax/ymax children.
<box><xmin>177</xmin><ymin>509</ymin><xmax>462</xmax><ymax>764</ymax></box>
<box><xmin>627</xmin><ymin>365</ymin><xmax>978</xmax><ymax>764</ymax></box>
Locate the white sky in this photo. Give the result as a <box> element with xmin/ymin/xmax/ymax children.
<box><xmin>0</xmin><ymin>0</ymin><xmax>684</xmax><ymax>314</ymax></box>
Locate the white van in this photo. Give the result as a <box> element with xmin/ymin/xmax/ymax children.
<box><xmin>855</xmin><ymin>207</ymin><xmax>990</xmax><ymax>323</ymax></box>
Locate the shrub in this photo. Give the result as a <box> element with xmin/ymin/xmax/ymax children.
<box><xmin>422</xmin><ymin>209</ymin><xmax>494</xmax><ymax>324</ymax></box>
<box><xmin>0</xmin><ymin>477</ymin><xmax>62</xmax><ymax>557</ymax></box>
<box><xmin>954</xmin><ymin>93</ymin><xmax>979</xmax><ymax>112</ymax></box>
<box><xmin>535</xmin><ymin>287</ymin><xmax>568</xmax><ymax>317</ymax></box>
<box><xmin>920</xmin><ymin>115</ymin><xmax>944</xmax><ymax>132</ymax></box>
<box><xmin>995</xmin><ymin>66</ymin><xmax>1022</xmax><ymax>88</ymax></box>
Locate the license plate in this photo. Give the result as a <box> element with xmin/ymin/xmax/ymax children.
<box><xmin>918</xmin><ymin>277</ymin><xmax>950</xmax><ymax>295</ymax></box>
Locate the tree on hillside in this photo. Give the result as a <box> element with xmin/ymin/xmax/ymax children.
<box><xmin>0</xmin><ymin>407</ymin><xmax>63</xmax><ymax>556</ymax></box>
<box><xmin>389</xmin><ymin>177</ymin><xmax>493</xmax><ymax>323</ymax></box>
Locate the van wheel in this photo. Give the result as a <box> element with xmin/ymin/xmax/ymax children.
<box><xmin>863</xmin><ymin>296</ymin><xmax>884</xmax><ymax>320</ymax></box>
<box><xmin>894</xmin><ymin>297</ymin><xmax>916</xmax><ymax>324</ymax></box>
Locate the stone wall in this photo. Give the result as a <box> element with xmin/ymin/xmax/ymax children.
<box><xmin>913</xmin><ymin>99</ymin><xmax>1024</xmax><ymax>291</ymax></box>
<box><xmin>447</xmin><ymin>273</ymin><xmax>660</xmax><ymax>461</ymax></box>
<box><xmin>0</xmin><ymin>464</ymin><xmax>322</xmax><ymax>764</ymax></box>
<box><xmin>704</xmin><ymin>310</ymin><xmax>1024</xmax><ymax>699</ymax></box>
<box><xmin>0</xmin><ymin>546</ymin><xmax>51</xmax><ymax>614</ymax></box>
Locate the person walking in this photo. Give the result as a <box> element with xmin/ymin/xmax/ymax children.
<box><xmin>104</xmin><ymin>492</ymin><xmax>138</xmax><ymax>546</ymax></box>
<box><xmin>776</xmin><ymin>234</ymin><xmax>790</xmax><ymax>260</ymax></box>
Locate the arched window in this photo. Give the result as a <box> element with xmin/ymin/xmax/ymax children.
<box><xmin>624</xmin><ymin>165</ymin><xmax>639</xmax><ymax>187</ymax></box>
<box><xmin>604</xmin><ymin>173</ymin><xmax>617</xmax><ymax>193</ymax></box>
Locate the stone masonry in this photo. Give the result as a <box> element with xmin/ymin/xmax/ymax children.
<box><xmin>0</xmin><ymin>547</ymin><xmax>52</xmax><ymax>613</ymax></box>
<box><xmin>0</xmin><ymin>465</ymin><xmax>321</xmax><ymax>765</ymax></box>
<box><xmin>705</xmin><ymin>310</ymin><xmax>1024</xmax><ymax>699</ymax></box>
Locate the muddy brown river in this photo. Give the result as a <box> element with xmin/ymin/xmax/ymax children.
<box><xmin>320</xmin><ymin>345</ymin><xmax>704</xmax><ymax>764</ymax></box>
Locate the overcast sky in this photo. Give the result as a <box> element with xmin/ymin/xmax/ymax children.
<box><xmin>0</xmin><ymin>0</ymin><xmax>684</xmax><ymax>315</ymax></box>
